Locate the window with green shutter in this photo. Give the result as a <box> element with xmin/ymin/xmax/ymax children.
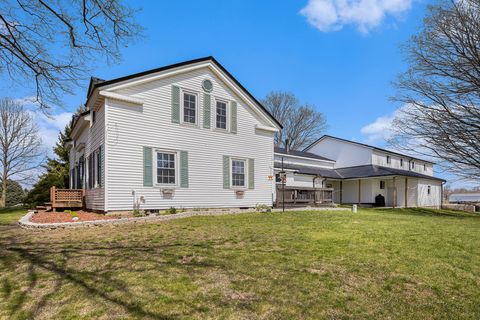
<box><xmin>171</xmin><ymin>85</ymin><xmax>180</xmax><ymax>123</ymax></box>
<box><xmin>143</xmin><ymin>147</ymin><xmax>153</xmax><ymax>187</ymax></box>
<box><xmin>223</xmin><ymin>155</ymin><xmax>230</xmax><ymax>189</ymax></box>
<box><xmin>180</xmin><ymin>151</ymin><xmax>189</xmax><ymax>188</ymax></box>
<box><xmin>248</xmin><ymin>158</ymin><xmax>254</xmax><ymax>189</ymax></box>
<box><xmin>230</xmin><ymin>101</ymin><xmax>237</xmax><ymax>133</ymax></box>
<box><xmin>203</xmin><ymin>94</ymin><xmax>211</xmax><ymax>129</ymax></box>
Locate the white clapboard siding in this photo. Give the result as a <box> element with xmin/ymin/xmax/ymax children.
<box><xmin>70</xmin><ymin>107</ymin><xmax>105</xmax><ymax>211</ymax></box>
<box><xmin>104</xmin><ymin>67</ymin><xmax>275</xmax><ymax>211</ymax></box>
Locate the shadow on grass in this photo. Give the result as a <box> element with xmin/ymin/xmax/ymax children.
<box><xmin>0</xmin><ymin>234</ymin><xmax>232</xmax><ymax>320</ymax></box>
<box><xmin>374</xmin><ymin>207</ymin><xmax>480</xmax><ymax>219</ymax></box>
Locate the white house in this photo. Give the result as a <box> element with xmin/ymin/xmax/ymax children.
<box><xmin>273</xmin><ymin>136</ymin><xmax>445</xmax><ymax>208</ymax></box>
<box><xmin>67</xmin><ymin>57</ymin><xmax>444</xmax><ymax>212</ymax></box>
<box><xmin>67</xmin><ymin>57</ymin><xmax>282</xmax><ymax>212</ymax></box>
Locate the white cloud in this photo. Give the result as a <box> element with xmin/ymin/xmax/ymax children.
<box><xmin>16</xmin><ymin>96</ymin><xmax>73</xmax><ymax>157</ymax></box>
<box><xmin>32</xmin><ymin>111</ymin><xmax>73</xmax><ymax>155</ymax></box>
<box><xmin>300</xmin><ymin>0</ymin><xmax>413</xmax><ymax>34</ymax></box>
<box><xmin>360</xmin><ymin>109</ymin><xmax>400</xmax><ymax>143</ymax></box>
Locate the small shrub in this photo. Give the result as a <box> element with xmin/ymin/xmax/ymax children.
<box><xmin>69</xmin><ymin>211</ymin><xmax>79</xmax><ymax>218</ymax></box>
<box><xmin>256</xmin><ymin>204</ymin><xmax>272</xmax><ymax>213</ymax></box>
<box><xmin>132</xmin><ymin>209</ymin><xmax>144</xmax><ymax>217</ymax></box>
<box><xmin>167</xmin><ymin>207</ymin><xmax>177</xmax><ymax>215</ymax></box>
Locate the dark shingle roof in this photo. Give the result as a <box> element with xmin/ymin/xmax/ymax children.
<box><xmin>273</xmin><ymin>163</ymin><xmax>445</xmax><ymax>182</ymax></box>
<box><xmin>335</xmin><ymin>165</ymin><xmax>445</xmax><ymax>181</ymax></box>
<box><xmin>274</xmin><ymin>147</ymin><xmax>334</xmax><ymax>162</ymax></box>
<box><xmin>274</xmin><ymin>162</ymin><xmax>342</xmax><ymax>179</ymax></box>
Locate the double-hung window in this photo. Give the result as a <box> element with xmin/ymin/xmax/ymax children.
<box><xmin>182</xmin><ymin>92</ymin><xmax>197</xmax><ymax>124</ymax></box>
<box><xmin>386</xmin><ymin>156</ymin><xmax>391</xmax><ymax>164</ymax></box>
<box><xmin>231</xmin><ymin>159</ymin><xmax>246</xmax><ymax>187</ymax></box>
<box><xmin>380</xmin><ymin>180</ymin><xmax>385</xmax><ymax>190</ymax></box>
<box><xmin>216</xmin><ymin>100</ymin><xmax>227</xmax><ymax>130</ymax></box>
<box><xmin>157</xmin><ymin>152</ymin><xmax>176</xmax><ymax>185</ymax></box>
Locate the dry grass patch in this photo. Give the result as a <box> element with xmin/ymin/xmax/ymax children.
<box><xmin>0</xmin><ymin>207</ymin><xmax>480</xmax><ymax>319</ymax></box>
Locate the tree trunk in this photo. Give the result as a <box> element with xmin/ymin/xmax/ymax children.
<box><xmin>0</xmin><ymin>178</ymin><xmax>6</xmax><ymax>208</ymax></box>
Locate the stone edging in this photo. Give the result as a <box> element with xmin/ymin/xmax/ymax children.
<box><xmin>18</xmin><ymin>207</ymin><xmax>350</xmax><ymax>230</ymax></box>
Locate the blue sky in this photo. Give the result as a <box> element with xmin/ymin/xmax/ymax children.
<box><xmin>7</xmin><ymin>0</ymin><xmax>462</xmax><ymax>183</ymax></box>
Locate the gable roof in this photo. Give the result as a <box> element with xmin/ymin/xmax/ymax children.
<box><xmin>274</xmin><ymin>147</ymin><xmax>334</xmax><ymax>162</ymax></box>
<box><xmin>273</xmin><ymin>162</ymin><xmax>445</xmax><ymax>181</ymax></box>
<box><xmin>304</xmin><ymin>135</ymin><xmax>435</xmax><ymax>164</ymax></box>
<box><xmin>86</xmin><ymin>56</ymin><xmax>282</xmax><ymax>129</ymax></box>
<box><xmin>335</xmin><ymin>165</ymin><xmax>445</xmax><ymax>181</ymax></box>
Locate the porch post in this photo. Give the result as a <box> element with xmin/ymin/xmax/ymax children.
<box><xmin>340</xmin><ymin>180</ymin><xmax>343</xmax><ymax>204</ymax></box>
<box><xmin>404</xmin><ymin>177</ymin><xmax>408</xmax><ymax>207</ymax></box>
<box><xmin>358</xmin><ymin>179</ymin><xmax>361</xmax><ymax>205</ymax></box>
<box><xmin>393</xmin><ymin>177</ymin><xmax>397</xmax><ymax>208</ymax></box>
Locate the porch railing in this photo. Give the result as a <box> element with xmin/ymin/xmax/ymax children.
<box><xmin>275</xmin><ymin>186</ymin><xmax>334</xmax><ymax>207</ymax></box>
<box><xmin>49</xmin><ymin>186</ymin><xmax>84</xmax><ymax>211</ymax></box>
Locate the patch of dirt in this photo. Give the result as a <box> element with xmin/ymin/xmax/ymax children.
<box><xmin>31</xmin><ymin>210</ymin><xmax>126</xmax><ymax>224</ymax></box>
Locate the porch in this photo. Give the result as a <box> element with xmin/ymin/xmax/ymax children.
<box><xmin>46</xmin><ymin>186</ymin><xmax>84</xmax><ymax>212</ymax></box>
<box><xmin>275</xmin><ymin>186</ymin><xmax>334</xmax><ymax>208</ymax></box>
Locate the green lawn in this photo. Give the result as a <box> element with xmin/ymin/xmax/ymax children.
<box><xmin>0</xmin><ymin>207</ymin><xmax>27</xmax><ymax>226</ymax></box>
<box><xmin>0</xmin><ymin>208</ymin><xmax>479</xmax><ymax>319</ymax></box>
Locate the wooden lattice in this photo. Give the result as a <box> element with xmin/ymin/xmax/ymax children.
<box><xmin>50</xmin><ymin>186</ymin><xmax>84</xmax><ymax>211</ymax></box>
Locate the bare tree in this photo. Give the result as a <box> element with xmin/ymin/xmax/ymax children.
<box><xmin>390</xmin><ymin>0</ymin><xmax>480</xmax><ymax>180</ymax></box>
<box><xmin>0</xmin><ymin>98</ymin><xmax>42</xmax><ymax>207</ymax></box>
<box><xmin>0</xmin><ymin>0</ymin><xmax>141</xmax><ymax>112</ymax></box>
<box><xmin>262</xmin><ymin>91</ymin><xmax>327</xmax><ymax>150</ymax></box>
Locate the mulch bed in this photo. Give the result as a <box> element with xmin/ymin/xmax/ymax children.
<box><xmin>31</xmin><ymin>210</ymin><xmax>125</xmax><ymax>224</ymax></box>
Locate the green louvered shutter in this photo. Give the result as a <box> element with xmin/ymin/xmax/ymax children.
<box><xmin>180</xmin><ymin>151</ymin><xmax>189</xmax><ymax>188</ymax></box>
<box><xmin>248</xmin><ymin>158</ymin><xmax>254</xmax><ymax>189</ymax></box>
<box><xmin>98</xmin><ymin>145</ymin><xmax>103</xmax><ymax>187</ymax></box>
<box><xmin>203</xmin><ymin>93</ymin><xmax>211</xmax><ymax>128</ymax></box>
<box><xmin>143</xmin><ymin>147</ymin><xmax>153</xmax><ymax>187</ymax></box>
<box><xmin>223</xmin><ymin>155</ymin><xmax>230</xmax><ymax>189</ymax></box>
<box><xmin>230</xmin><ymin>101</ymin><xmax>237</xmax><ymax>133</ymax></box>
<box><xmin>171</xmin><ymin>85</ymin><xmax>180</xmax><ymax>123</ymax></box>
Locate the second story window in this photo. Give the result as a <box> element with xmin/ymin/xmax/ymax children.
<box><xmin>400</xmin><ymin>159</ymin><xmax>403</xmax><ymax>167</ymax></box>
<box><xmin>424</xmin><ymin>164</ymin><xmax>427</xmax><ymax>171</ymax></box>
<box><xmin>216</xmin><ymin>100</ymin><xmax>227</xmax><ymax>130</ymax></box>
<box><xmin>380</xmin><ymin>181</ymin><xmax>385</xmax><ymax>190</ymax></box>
<box><xmin>182</xmin><ymin>92</ymin><xmax>197</xmax><ymax>124</ymax></box>
<box><xmin>386</xmin><ymin>156</ymin><xmax>391</xmax><ymax>164</ymax></box>
<box><xmin>411</xmin><ymin>161</ymin><xmax>415</xmax><ymax>170</ymax></box>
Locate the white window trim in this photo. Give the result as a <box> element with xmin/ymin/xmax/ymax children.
<box><xmin>154</xmin><ymin>149</ymin><xmax>179</xmax><ymax>187</ymax></box>
<box><xmin>230</xmin><ymin>157</ymin><xmax>248</xmax><ymax>189</ymax></box>
<box><xmin>180</xmin><ymin>89</ymin><xmax>199</xmax><ymax>126</ymax></box>
<box><xmin>386</xmin><ymin>156</ymin><xmax>391</xmax><ymax>165</ymax></box>
<box><xmin>214</xmin><ymin>97</ymin><xmax>229</xmax><ymax>131</ymax></box>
